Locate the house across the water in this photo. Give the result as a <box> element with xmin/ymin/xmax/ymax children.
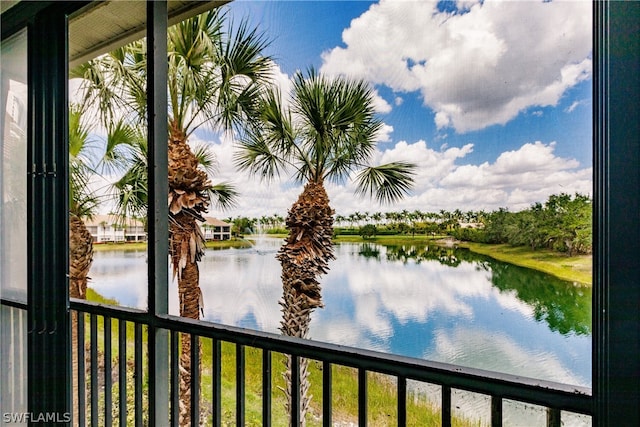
<box><xmin>201</xmin><ymin>217</ymin><xmax>232</xmax><ymax>241</ymax></box>
<box><xmin>84</xmin><ymin>214</ymin><xmax>147</xmax><ymax>243</ymax></box>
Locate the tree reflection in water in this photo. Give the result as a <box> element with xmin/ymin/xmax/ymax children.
<box><xmin>385</xmin><ymin>244</ymin><xmax>462</xmax><ymax>267</ymax></box>
<box><xmin>383</xmin><ymin>244</ymin><xmax>591</xmax><ymax>336</ymax></box>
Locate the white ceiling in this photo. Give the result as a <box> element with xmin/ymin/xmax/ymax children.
<box><xmin>1</xmin><ymin>1</ymin><xmax>230</xmax><ymax>67</ymax></box>
<box><xmin>68</xmin><ymin>1</ymin><xmax>230</xmax><ymax>67</ymax></box>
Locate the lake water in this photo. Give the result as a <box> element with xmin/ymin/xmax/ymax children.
<box><xmin>89</xmin><ymin>237</ymin><xmax>592</xmax><ymax>424</ymax></box>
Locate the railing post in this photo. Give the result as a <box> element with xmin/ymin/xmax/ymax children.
<box><xmin>546</xmin><ymin>407</ymin><xmax>561</xmax><ymax>427</ymax></box>
<box><xmin>78</xmin><ymin>312</ymin><xmax>86</xmax><ymax>427</ymax></box>
<box><xmin>397</xmin><ymin>376</ymin><xmax>406</xmax><ymax>427</ymax></box>
<box><xmin>118</xmin><ymin>319</ymin><xmax>127</xmax><ymax>427</ymax></box>
<box><xmin>291</xmin><ymin>356</ymin><xmax>300</xmax><ymax>426</ymax></box>
<box><xmin>323</xmin><ymin>361</ymin><xmax>332</xmax><ymax>427</ymax></box>
<box><xmin>491</xmin><ymin>395</ymin><xmax>502</xmax><ymax>427</ymax></box>
<box><xmin>134</xmin><ymin>323</ymin><xmax>143</xmax><ymax>427</ymax></box>
<box><xmin>170</xmin><ymin>330</ymin><xmax>179</xmax><ymax>426</ymax></box>
<box><xmin>358</xmin><ymin>369</ymin><xmax>367</xmax><ymax>426</ymax></box>
<box><xmin>441</xmin><ymin>385</ymin><xmax>451</xmax><ymax>427</ymax></box>
<box><xmin>90</xmin><ymin>315</ymin><xmax>98</xmax><ymax>427</ymax></box>
<box><xmin>236</xmin><ymin>344</ymin><xmax>246</xmax><ymax>426</ymax></box>
<box><xmin>104</xmin><ymin>317</ymin><xmax>113</xmax><ymax>426</ymax></box>
<box><xmin>191</xmin><ymin>334</ymin><xmax>200</xmax><ymax>426</ymax></box>
<box><xmin>212</xmin><ymin>339</ymin><xmax>222</xmax><ymax>426</ymax></box>
<box><xmin>263</xmin><ymin>350</ymin><xmax>272</xmax><ymax>427</ymax></box>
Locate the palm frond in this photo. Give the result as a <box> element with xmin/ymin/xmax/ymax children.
<box><xmin>69</xmin><ymin>161</ymin><xmax>101</xmax><ymax>219</ymax></box>
<box><xmin>69</xmin><ymin>105</ymin><xmax>102</xmax><ymax>219</ymax></box>
<box><xmin>288</xmin><ymin>68</ymin><xmax>383</xmax><ymax>182</ymax></box>
<box><xmin>111</xmin><ymin>158</ymin><xmax>148</xmax><ymax>220</ymax></box>
<box><xmin>191</xmin><ymin>142</ymin><xmax>219</xmax><ymax>176</ymax></box>
<box><xmin>234</xmin><ymin>130</ymin><xmax>287</xmax><ymax>181</ymax></box>
<box><xmin>101</xmin><ymin>119</ymin><xmax>141</xmax><ymax>175</ymax></box>
<box><xmin>207</xmin><ymin>182</ymin><xmax>238</xmax><ymax>210</ymax></box>
<box><xmin>354</xmin><ymin>162</ymin><xmax>416</xmax><ymax>204</ymax></box>
<box><xmin>222</xmin><ymin>17</ymin><xmax>273</xmax><ymax>83</ymax></box>
<box><xmin>68</xmin><ymin>105</ymin><xmax>98</xmax><ymax>162</ymax></box>
<box><xmin>70</xmin><ymin>60</ymin><xmax>121</xmax><ymax>125</ymax></box>
<box><xmin>205</xmin><ymin>14</ymin><xmax>273</xmax><ymax>133</ymax></box>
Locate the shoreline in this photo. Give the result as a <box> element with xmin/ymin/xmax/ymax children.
<box><xmin>457</xmin><ymin>241</ymin><xmax>591</xmax><ymax>285</ymax></box>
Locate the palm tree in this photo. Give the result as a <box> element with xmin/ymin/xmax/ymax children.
<box><xmin>73</xmin><ymin>9</ymin><xmax>273</xmax><ymax>426</ymax></box>
<box><xmin>371</xmin><ymin>212</ymin><xmax>383</xmax><ymax>225</ymax></box>
<box><xmin>235</xmin><ymin>68</ymin><xmax>415</xmax><ymax>424</ymax></box>
<box><xmin>68</xmin><ymin>105</ymin><xmax>100</xmax><ymax>300</ymax></box>
<box><xmin>68</xmin><ymin>104</ymin><xmax>101</xmax><ymax>424</ymax></box>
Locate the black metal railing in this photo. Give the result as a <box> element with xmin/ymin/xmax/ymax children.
<box><xmin>68</xmin><ymin>298</ymin><xmax>591</xmax><ymax>426</ymax></box>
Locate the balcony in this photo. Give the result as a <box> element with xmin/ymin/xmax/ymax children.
<box><xmin>0</xmin><ymin>1</ymin><xmax>638</xmax><ymax>426</ymax></box>
<box><xmin>60</xmin><ymin>298</ymin><xmax>591</xmax><ymax>426</ymax></box>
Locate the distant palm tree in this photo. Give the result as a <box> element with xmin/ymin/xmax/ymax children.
<box><xmin>73</xmin><ymin>9</ymin><xmax>273</xmax><ymax>426</ymax></box>
<box><xmin>235</xmin><ymin>68</ymin><xmax>415</xmax><ymax>424</ymax></box>
<box><xmin>371</xmin><ymin>212</ymin><xmax>383</xmax><ymax>225</ymax></box>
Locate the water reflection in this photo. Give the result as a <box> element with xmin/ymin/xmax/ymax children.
<box><xmin>89</xmin><ymin>238</ymin><xmax>591</xmax><ymax>387</ymax></box>
<box><xmin>385</xmin><ymin>244</ymin><xmax>462</xmax><ymax>267</ymax></box>
<box><xmin>487</xmin><ymin>261</ymin><xmax>592</xmax><ymax>336</ymax></box>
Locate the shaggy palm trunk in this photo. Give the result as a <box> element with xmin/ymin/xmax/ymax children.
<box><xmin>168</xmin><ymin>122</ymin><xmax>209</xmax><ymax>427</ymax></box>
<box><xmin>69</xmin><ymin>214</ymin><xmax>93</xmax><ymax>425</ymax></box>
<box><xmin>276</xmin><ymin>180</ymin><xmax>335</xmax><ymax>426</ymax></box>
<box><xmin>69</xmin><ymin>214</ymin><xmax>93</xmax><ymax>300</ymax></box>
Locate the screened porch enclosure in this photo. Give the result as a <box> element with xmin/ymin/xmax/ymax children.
<box><xmin>1</xmin><ymin>0</ymin><xmax>639</xmax><ymax>426</ymax></box>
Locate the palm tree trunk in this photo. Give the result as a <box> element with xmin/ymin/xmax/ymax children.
<box><xmin>277</xmin><ymin>180</ymin><xmax>335</xmax><ymax>426</ymax></box>
<box><xmin>69</xmin><ymin>214</ymin><xmax>93</xmax><ymax>426</ymax></box>
<box><xmin>168</xmin><ymin>124</ymin><xmax>209</xmax><ymax>427</ymax></box>
<box><xmin>170</xmin><ymin>213</ymin><xmax>204</xmax><ymax>427</ymax></box>
<box><xmin>69</xmin><ymin>214</ymin><xmax>93</xmax><ymax>299</ymax></box>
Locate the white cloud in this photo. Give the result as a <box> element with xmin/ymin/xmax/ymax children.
<box><xmin>320</xmin><ymin>0</ymin><xmax>592</xmax><ymax>133</ymax></box>
<box><xmin>86</xmin><ymin>60</ymin><xmax>590</xmax><ymax>220</ymax></box>
<box><xmin>565</xmin><ymin>99</ymin><xmax>587</xmax><ymax>113</ymax></box>
<box><xmin>376</xmin><ymin>123</ymin><xmax>394</xmax><ymax>143</ymax></box>
<box><xmin>439</xmin><ymin>141</ymin><xmax>585</xmax><ymax>192</ymax></box>
<box><xmin>371</xmin><ymin>88</ymin><xmax>392</xmax><ymax>113</ymax></box>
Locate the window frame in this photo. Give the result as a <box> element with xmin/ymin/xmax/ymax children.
<box><xmin>1</xmin><ymin>1</ymin><xmax>638</xmax><ymax>424</ymax></box>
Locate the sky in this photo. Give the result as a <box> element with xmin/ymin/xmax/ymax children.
<box><xmin>85</xmin><ymin>0</ymin><xmax>593</xmax><ymax>219</ymax></box>
<box><xmin>195</xmin><ymin>0</ymin><xmax>593</xmax><ymax>220</ymax></box>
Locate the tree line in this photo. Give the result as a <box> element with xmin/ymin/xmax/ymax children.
<box><xmin>454</xmin><ymin>193</ymin><xmax>592</xmax><ymax>256</ymax></box>
<box><xmin>228</xmin><ymin>192</ymin><xmax>592</xmax><ymax>256</ymax></box>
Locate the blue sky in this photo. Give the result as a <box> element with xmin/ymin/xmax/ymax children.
<box><xmin>197</xmin><ymin>0</ymin><xmax>593</xmax><ymax>218</ymax></box>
